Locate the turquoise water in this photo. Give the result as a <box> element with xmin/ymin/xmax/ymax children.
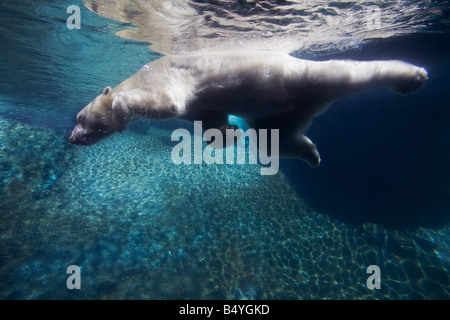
<box><xmin>1</xmin><ymin>1</ymin><xmax>449</xmax><ymax>299</ymax></box>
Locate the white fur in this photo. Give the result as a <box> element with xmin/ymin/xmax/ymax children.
<box><xmin>71</xmin><ymin>50</ymin><xmax>427</xmax><ymax>167</ymax></box>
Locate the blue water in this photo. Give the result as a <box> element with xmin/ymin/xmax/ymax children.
<box><xmin>0</xmin><ymin>0</ymin><xmax>449</xmax><ymax>300</ymax></box>
<box><xmin>284</xmin><ymin>33</ymin><xmax>450</xmax><ymax>229</ymax></box>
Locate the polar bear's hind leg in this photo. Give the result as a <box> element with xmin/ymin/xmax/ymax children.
<box><xmin>387</xmin><ymin>64</ymin><xmax>428</xmax><ymax>95</ymax></box>
<box><xmin>291</xmin><ymin>135</ymin><xmax>321</xmax><ymax>168</ymax></box>
<box><xmin>246</xmin><ymin>113</ymin><xmax>321</xmax><ymax>167</ymax></box>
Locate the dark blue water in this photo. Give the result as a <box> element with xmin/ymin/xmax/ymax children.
<box><xmin>283</xmin><ymin>33</ymin><xmax>450</xmax><ymax>229</ymax></box>
<box><xmin>0</xmin><ymin>0</ymin><xmax>449</xmax><ymax>300</ymax></box>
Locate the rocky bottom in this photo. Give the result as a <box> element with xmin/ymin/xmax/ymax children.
<box><xmin>0</xmin><ymin>118</ymin><xmax>448</xmax><ymax>299</ymax></box>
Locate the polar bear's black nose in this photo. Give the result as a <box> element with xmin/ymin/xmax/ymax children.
<box><xmin>69</xmin><ymin>133</ymin><xmax>80</xmax><ymax>145</ymax></box>
<box><xmin>69</xmin><ymin>125</ymin><xmax>83</xmax><ymax>145</ymax></box>
<box><xmin>69</xmin><ymin>134</ymin><xmax>78</xmax><ymax>144</ymax></box>
<box><xmin>69</xmin><ymin>133</ymin><xmax>89</xmax><ymax>145</ymax></box>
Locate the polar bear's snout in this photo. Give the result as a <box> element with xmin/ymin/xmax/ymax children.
<box><xmin>69</xmin><ymin>125</ymin><xmax>82</xmax><ymax>145</ymax></box>
<box><xmin>69</xmin><ymin>124</ymin><xmax>91</xmax><ymax>145</ymax></box>
<box><xmin>69</xmin><ymin>120</ymin><xmax>113</xmax><ymax>145</ymax></box>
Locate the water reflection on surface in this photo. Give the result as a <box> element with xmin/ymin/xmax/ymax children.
<box><xmin>84</xmin><ymin>0</ymin><xmax>442</xmax><ymax>55</ymax></box>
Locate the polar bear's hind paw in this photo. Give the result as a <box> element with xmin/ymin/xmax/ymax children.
<box><xmin>390</xmin><ymin>66</ymin><xmax>428</xmax><ymax>95</ymax></box>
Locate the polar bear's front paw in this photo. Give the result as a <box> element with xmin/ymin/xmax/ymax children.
<box><xmin>390</xmin><ymin>66</ymin><xmax>428</xmax><ymax>95</ymax></box>
<box><xmin>207</xmin><ymin>124</ymin><xmax>241</xmax><ymax>149</ymax></box>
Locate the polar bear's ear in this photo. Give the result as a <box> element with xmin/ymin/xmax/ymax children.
<box><xmin>102</xmin><ymin>86</ymin><xmax>112</xmax><ymax>96</ymax></box>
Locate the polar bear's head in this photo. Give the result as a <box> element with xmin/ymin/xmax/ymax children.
<box><xmin>69</xmin><ymin>86</ymin><xmax>123</xmax><ymax>145</ymax></box>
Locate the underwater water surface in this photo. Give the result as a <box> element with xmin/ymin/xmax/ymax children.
<box><xmin>0</xmin><ymin>0</ymin><xmax>449</xmax><ymax>300</ymax></box>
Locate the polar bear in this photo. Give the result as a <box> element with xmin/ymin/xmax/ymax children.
<box><xmin>69</xmin><ymin>50</ymin><xmax>427</xmax><ymax>167</ymax></box>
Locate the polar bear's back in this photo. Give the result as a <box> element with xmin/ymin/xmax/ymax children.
<box><xmin>165</xmin><ymin>50</ymin><xmax>304</xmax><ymax>83</ymax></box>
<box><xmin>151</xmin><ymin>51</ymin><xmax>309</xmax><ymax>116</ymax></box>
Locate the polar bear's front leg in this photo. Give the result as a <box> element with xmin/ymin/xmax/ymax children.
<box><xmin>196</xmin><ymin>112</ymin><xmax>241</xmax><ymax>149</ymax></box>
<box><xmin>111</xmin><ymin>89</ymin><xmax>180</xmax><ymax>131</ymax></box>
